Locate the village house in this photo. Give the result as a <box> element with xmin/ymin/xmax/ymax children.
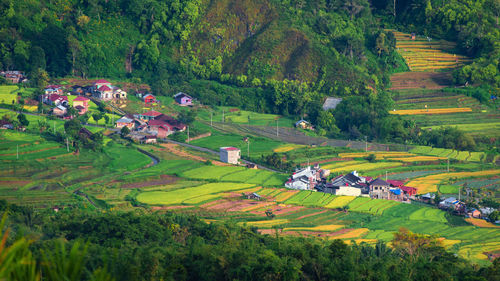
<box><xmin>43</xmin><ymin>94</ymin><xmax>68</xmax><ymax>107</ymax></box>
<box><xmin>174</xmin><ymin>92</ymin><xmax>193</xmax><ymax>106</ymax></box>
<box><xmin>246</xmin><ymin>193</ymin><xmax>261</xmax><ymax>200</ymax></box>
<box><xmin>285</xmin><ymin>165</ymin><xmax>327</xmax><ymax>190</ymax></box>
<box><xmin>1</xmin><ymin>71</ymin><xmax>27</xmax><ymax>84</ymax></box>
<box><xmin>156</xmin><ymin>114</ymin><xmax>186</xmax><ymax>132</ymax></box>
<box><xmin>439</xmin><ymin>197</ymin><xmax>464</xmax><ymax>211</ymax></box>
<box><xmin>142</xmin><ymin>135</ymin><xmax>157</xmax><ymax>144</ymax></box>
<box><xmin>52</xmin><ymin>105</ymin><xmax>67</xmax><ymax>117</ymax></box>
<box><xmin>135</xmin><ymin>110</ymin><xmax>163</xmax><ymax>122</ymax></box>
<box><xmin>92</xmin><ymin>79</ymin><xmax>127</xmax><ymax>101</ymax></box>
<box><xmin>71</xmin><ymin>85</ymin><xmax>84</xmax><ymax>95</ymax></box>
<box><xmin>93</xmin><ymin>79</ymin><xmax>112</xmax><ymax>90</ymax></box>
<box><xmin>72</xmin><ymin>96</ymin><xmax>90</xmax><ymax>115</ymax></box>
<box><xmin>320</xmin><ymin>171</ymin><xmax>368</xmax><ymax>196</ymax></box>
<box><xmin>220</xmin><ymin>147</ymin><xmax>241</xmax><ymax>164</ymax></box>
<box><xmin>466</xmin><ymin>208</ymin><xmax>481</xmax><ymax>218</ymax></box>
<box><xmin>115</xmin><ymin>116</ymin><xmax>135</xmax><ymax>129</ymax></box>
<box><xmin>143</xmin><ymin>94</ymin><xmax>157</xmax><ymax>104</ymax></box>
<box><xmin>295</xmin><ymin>119</ymin><xmax>313</xmax><ymax>130</ymax></box>
<box><xmin>369</xmin><ymin>178</ymin><xmax>392</xmax><ymax>199</ymax></box>
<box><xmin>45</xmin><ymin>85</ymin><xmax>64</xmax><ymax>95</ymax></box>
<box><xmin>0</xmin><ymin>119</ymin><xmax>13</xmax><ymax>130</ymax></box>
<box><xmin>146</xmin><ymin>119</ymin><xmax>174</xmax><ymax>138</ymax></box>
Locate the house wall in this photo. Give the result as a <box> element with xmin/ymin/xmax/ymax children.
<box><xmin>335</xmin><ymin>186</ymin><xmax>361</xmax><ymax>196</ymax></box>
<box><xmin>220</xmin><ymin>149</ymin><xmax>240</xmax><ymax>164</ymax></box>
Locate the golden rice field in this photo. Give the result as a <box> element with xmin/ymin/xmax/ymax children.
<box><xmin>465</xmin><ymin>218</ymin><xmax>500</xmax><ymax>228</ymax></box>
<box><xmin>284</xmin><ymin>225</ymin><xmax>344</xmax><ymax>232</ymax></box>
<box><xmin>408</xmin><ymin>169</ymin><xmax>500</xmax><ymax>194</ymax></box>
<box><xmin>439</xmin><ymin>238</ymin><xmax>462</xmax><ymax>248</ymax></box>
<box><xmin>339</xmin><ymin>152</ymin><xmax>415</xmax><ymax>159</ymax></box>
<box><xmin>390</xmin><ymin>108</ymin><xmax>473</xmax><ymax>115</ymax></box>
<box><xmin>325</xmin><ymin>196</ymin><xmax>356</xmax><ymax>209</ymax></box>
<box><xmin>329</xmin><ymin>228</ymin><xmax>369</xmax><ymax>240</ymax></box>
<box><xmin>273</xmin><ymin>144</ymin><xmax>305</xmax><ymax>153</ymax></box>
<box><xmin>458</xmin><ymin>242</ymin><xmax>500</xmax><ymax>261</ymax></box>
<box><xmin>387</xmin><ymin>30</ymin><xmax>471</xmax><ymax>72</ymax></box>
<box><xmin>322</xmin><ymin>160</ymin><xmax>364</xmax><ymax>170</ymax></box>
<box><xmin>274</xmin><ymin>191</ymin><xmax>299</xmax><ymax>202</ymax></box>
<box><xmin>242</xmin><ymin>219</ymin><xmax>290</xmax><ymax>227</ymax></box>
<box><xmin>388</xmin><ymin>156</ymin><xmax>447</xmax><ymax>162</ymax></box>
<box><xmin>329</xmin><ymin>162</ymin><xmax>403</xmax><ymax>173</ymax></box>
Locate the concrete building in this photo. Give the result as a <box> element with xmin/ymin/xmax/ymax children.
<box><xmin>220</xmin><ymin>147</ymin><xmax>241</xmax><ymax>164</ymax></box>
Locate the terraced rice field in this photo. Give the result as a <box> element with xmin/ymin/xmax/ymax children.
<box><xmin>325</xmin><ymin>196</ymin><xmax>356</xmax><ymax>209</ymax></box>
<box><xmin>390</xmin><ymin>108</ymin><xmax>472</xmax><ymax>115</ymax></box>
<box><xmin>390</xmin><ymin>30</ymin><xmax>471</xmax><ymax>72</ymax></box>
<box><xmin>136</xmin><ymin>183</ymin><xmax>255</xmax><ymax>205</ymax></box>
<box><xmin>465</xmin><ymin>218</ymin><xmax>500</xmax><ymax>228</ymax></box>
<box><xmin>388</xmin><ymin>156</ymin><xmax>446</xmax><ymax>162</ymax></box>
<box><xmin>328</xmin><ymin>162</ymin><xmax>403</xmax><ymax>173</ymax></box>
<box><xmin>338</xmin><ymin>152</ymin><xmax>414</xmax><ymax>159</ymax></box>
<box><xmin>408</xmin><ymin>169</ymin><xmax>500</xmax><ymax>194</ymax></box>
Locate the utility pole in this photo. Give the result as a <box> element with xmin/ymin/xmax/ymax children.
<box><xmin>247</xmin><ymin>138</ymin><xmax>250</xmax><ymax>158</ymax></box>
<box><xmin>53</xmin><ymin>121</ymin><xmax>56</xmax><ymax>134</ymax></box>
<box><xmin>187</xmin><ymin>126</ymin><xmax>190</xmax><ymax>143</ymax></box>
<box><xmin>447</xmin><ymin>158</ymin><xmax>449</xmax><ymax>172</ymax></box>
<box><xmin>210</xmin><ymin>112</ymin><xmax>213</xmax><ymax>127</ymax></box>
<box><xmin>458</xmin><ymin>185</ymin><xmax>461</xmax><ymax>201</ymax></box>
<box><xmin>276</xmin><ymin>120</ymin><xmax>279</xmax><ymax>137</ymax></box>
<box><xmin>66</xmin><ymin>138</ymin><xmax>69</xmax><ymax>152</ymax></box>
<box><xmin>222</xmin><ymin>109</ymin><xmax>224</xmax><ymax>129</ymax></box>
<box><xmin>365</xmin><ymin>136</ymin><xmax>367</xmax><ymax>152</ymax></box>
<box><xmin>385</xmin><ymin>171</ymin><xmax>388</xmax><ymax>181</ymax></box>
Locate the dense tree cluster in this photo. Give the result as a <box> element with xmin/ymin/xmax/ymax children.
<box><xmin>1</xmin><ymin>200</ymin><xmax>499</xmax><ymax>281</ymax></box>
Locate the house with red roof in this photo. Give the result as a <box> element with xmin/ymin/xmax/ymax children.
<box><xmin>43</xmin><ymin>94</ymin><xmax>68</xmax><ymax>106</ymax></box>
<box><xmin>72</xmin><ymin>96</ymin><xmax>90</xmax><ymax>115</ymax></box>
<box><xmin>143</xmin><ymin>94</ymin><xmax>157</xmax><ymax>104</ymax></box>
<box><xmin>93</xmin><ymin>79</ymin><xmax>111</xmax><ymax>90</ymax></box>
<box><xmin>147</xmin><ymin>119</ymin><xmax>174</xmax><ymax>138</ymax></box>
<box><xmin>400</xmin><ymin>186</ymin><xmax>417</xmax><ymax>197</ymax></box>
<box><xmin>136</xmin><ymin>110</ymin><xmax>163</xmax><ymax>121</ymax></box>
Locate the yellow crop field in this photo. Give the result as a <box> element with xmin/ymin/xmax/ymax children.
<box><xmin>329</xmin><ymin>162</ymin><xmax>403</xmax><ymax>173</ymax></box>
<box><xmin>273</xmin><ymin>144</ymin><xmax>305</xmax><ymax>153</ymax></box>
<box><xmin>325</xmin><ymin>196</ymin><xmax>356</xmax><ymax>209</ymax></box>
<box><xmin>274</xmin><ymin>191</ymin><xmax>299</xmax><ymax>202</ymax></box>
<box><xmin>329</xmin><ymin>228</ymin><xmax>369</xmax><ymax>239</ymax></box>
<box><xmin>388</xmin><ymin>30</ymin><xmax>471</xmax><ymax>71</ymax></box>
<box><xmin>322</xmin><ymin>161</ymin><xmax>364</xmax><ymax>170</ymax></box>
<box><xmin>389</xmin><ymin>156</ymin><xmax>446</xmax><ymax>162</ymax></box>
<box><xmin>458</xmin><ymin>242</ymin><xmax>500</xmax><ymax>261</ymax></box>
<box><xmin>339</xmin><ymin>152</ymin><xmax>414</xmax><ymax>159</ymax></box>
<box><xmin>466</xmin><ymin>218</ymin><xmax>500</xmax><ymax>228</ymax></box>
<box><xmin>390</xmin><ymin>108</ymin><xmax>472</xmax><ymax>115</ymax></box>
<box><xmin>243</xmin><ymin>219</ymin><xmax>290</xmax><ymax>227</ymax></box>
<box><xmin>438</xmin><ymin>238</ymin><xmax>461</xmax><ymax>248</ymax></box>
<box><xmin>284</xmin><ymin>225</ymin><xmax>344</xmax><ymax>232</ymax></box>
<box><xmin>408</xmin><ymin>169</ymin><xmax>500</xmax><ymax>194</ymax></box>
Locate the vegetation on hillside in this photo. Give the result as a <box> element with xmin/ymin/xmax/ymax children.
<box><xmin>1</xmin><ymin>200</ymin><xmax>499</xmax><ymax>280</ymax></box>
